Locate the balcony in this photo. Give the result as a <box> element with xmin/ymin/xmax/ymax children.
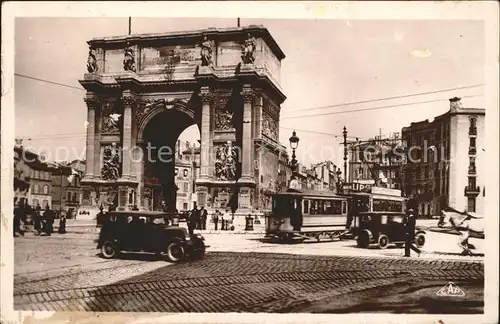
<box><xmin>464</xmin><ymin>186</ymin><xmax>481</xmax><ymax>197</ymax></box>
<box><xmin>468</xmin><ymin>147</ymin><xmax>477</xmax><ymax>155</ymax></box>
<box><xmin>469</xmin><ymin>126</ymin><xmax>477</xmax><ymax>136</ymax></box>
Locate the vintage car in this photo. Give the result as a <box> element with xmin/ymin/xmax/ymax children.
<box><xmin>95</xmin><ymin>211</ymin><xmax>206</xmax><ymax>262</ymax></box>
<box><xmin>350</xmin><ymin>211</ymin><xmax>426</xmax><ymax>249</ymax></box>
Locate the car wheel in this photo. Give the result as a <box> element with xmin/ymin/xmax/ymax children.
<box><xmin>167</xmin><ymin>242</ymin><xmax>185</xmax><ymax>263</ymax></box>
<box><xmin>415</xmin><ymin>233</ymin><xmax>426</xmax><ymax>248</ymax></box>
<box><xmin>357</xmin><ymin>232</ymin><xmax>370</xmax><ymax>248</ymax></box>
<box><xmin>378</xmin><ymin>234</ymin><xmax>389</xmax><ymax>249</ymax></box>
<box><xmin>101</xmin><ymin>241</ymin><xmax>119</xmax><ymax>259</ymax></box>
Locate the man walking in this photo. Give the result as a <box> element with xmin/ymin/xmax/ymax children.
<box><xmin>200</xmin><ymin>206</ymin><xmax>208</xmax><ymax>230</ymax></box>
<box><xmin>403</xmin><ymin>208</ymin><xmax>421</xmax><ymax>257</ymax></box>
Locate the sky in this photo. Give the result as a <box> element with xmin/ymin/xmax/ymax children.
<box><xmin>14</xmin><ymin>18</ymin><xmax>484</xmax><ymax>167</ymax></box>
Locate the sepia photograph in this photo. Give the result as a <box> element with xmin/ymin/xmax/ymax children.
<box><xmin>1</xmin><ymin>2</ymin><xmax>498</xmax><ymax>324</ymax></box>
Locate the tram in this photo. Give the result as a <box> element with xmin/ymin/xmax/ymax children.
<box><xmin>265</xmin><ymin>189</ymin><xmax>349</xmax><ymax>241</ymax></box>
<box><xmin>265</xmin><ymin>186</ymin><xmax>407</xmax><ymax>242</ymax></box>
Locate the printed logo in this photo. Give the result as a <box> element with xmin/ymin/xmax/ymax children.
<box><xmin>436</xmin><ymin>282</ymin><xmax>465</xmax><ymax>297</ymax></box>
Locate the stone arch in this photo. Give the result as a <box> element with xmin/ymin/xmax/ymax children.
<box><xmin>136</xmin><ymin>98</ymin><xmax>196</xmax><ymax>143</ymax></box>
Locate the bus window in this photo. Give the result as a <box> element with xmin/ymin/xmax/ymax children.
<box><xmin>303</xmin><ymin>200</ymin><xmax>309</xmax><ymax>214</ymax></box>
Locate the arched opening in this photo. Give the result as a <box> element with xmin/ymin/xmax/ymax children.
<box><xmin>142</xmin><ymin>108</ymin><xmax>200</xmax><ymax>212</ymax></box>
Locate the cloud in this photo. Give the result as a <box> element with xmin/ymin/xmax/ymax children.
<box><xmin>410</xmin><ymin>48</ymin><xmax>432</xmax><ymax>58</ymax></box>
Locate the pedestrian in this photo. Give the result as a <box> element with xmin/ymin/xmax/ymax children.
<box><xmin>213</xmin><ymin>210</ymin><xmax>219</xmax><ymax>230</ymax></box>
<box><xmin>58</xmin><ymin>213</ymin><xmax>67</xmax><ymax>234</ymax></box>
<box><xmin>223</xmin><ymin>209</ymin><xmax>231</xmax><ymax>231</ymax></box>
<box><xmin>403</xmin><ymin>208</ymin><xmax>421</xmax><ymax>257</ymax></box>
<box><xmin>13</xmin><ymin>200</ymin><xmax>22</xmax><ymax>237</ymax></box>
<box><xmin>187</xmin><ymin>204</ymin><xmax>198</xmax><ymax>235</ymax></box>
<box><xmin>44</xmin><ymin>205</ymin><xmax>54</xmax><ymax>235</ymax></box>
<box><xmin>200</xmin><ymin>206</ymin><xmax>208</xmax><ymax>230</ymax></box>
<box><xmin>34</xmin><ymin>204</ymin><xmax>42</xmax><ymax>235</ymax></box>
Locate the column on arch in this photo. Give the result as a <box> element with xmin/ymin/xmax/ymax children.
<box><xmin>240</xmin><ymin>85</ymin><xmax>255</xmax><ymax>181</ymax></box>
<box><xmin>121</xmin><ymin>91</ymin><xmax>136</xmax><ymax>180</ymax></box>
<box><xmin>199</xmin><ymin>87</ymin><xmax>213</xmax><ymax>179</ymax></box>
<box><xmin>83</xmin><ymin>95</ymin><xmax>99</xmax><ymax>180</ymax></box>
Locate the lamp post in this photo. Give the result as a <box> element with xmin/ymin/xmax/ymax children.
<box><xmin>336</xmin><ymin>168</ymin><xmax>342</xmax><ymax>194</ymax></box>
<box><xmin>288</xmin><ymin>131</ymin><xmax>300</xmax><ymax>187</ymax></box>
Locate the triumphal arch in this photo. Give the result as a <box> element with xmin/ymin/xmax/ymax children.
<box><xmin>79</xmin><ymin>26</ymin><xmax>287</xmax><ymax>216</ymax></box>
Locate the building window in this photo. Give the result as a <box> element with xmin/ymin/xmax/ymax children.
<box><xmin>175</xmin><ymin>168</ymin><xmax>178</xmax><ymax>175</ymax></box>
<box><xmin>183</xmin><ymin>202</ymin><xmax>188</xmax><ymax>210</ymax></box>
<box><xmin>467</xmin><ymin>198</ymin><xmax>476</xmax><ymax>213</ymax></box>
<box><xmin>33</xmin><ymin>184</ymin><xmax>40</xmax><ymax>194</ymax></box>
<box><xmin>67</xmin><ymin>192</ymin><xmax>71</xmax><ymax>201</ymax></box>
<box><xmin>43</xmin><ymin>199</ymin><xmax>49</xmax><ymax>209</ymax></box>
<box><xmin>35</xmin><ymin>170</ymin><xmax>39</xmax><ymax>179</ymax></box>
<box><xmin>183</xmin><ymin>182</ymin><xmax>189</xmax><ymax>192</ymax></box>
<box><xmin>43</xmin><ymin>185</ymin><xmax>49</xmax><ymax>195</ymax></box>
<box><xmin>73</xmin><ymin>193</ymin><xmax>77</xmax><ymax>202</ymax></box>
<box><xmin>32</xmin><ymin>198</ymin><xmax>39</xmax><ymax>207</ymax></box>
<box><xmin>183</xmin><ymin>169</ymin><xmax>188</xmax><ymax>177</ymax></box>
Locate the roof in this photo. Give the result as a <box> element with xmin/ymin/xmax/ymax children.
<box><xmin>277</xmin><ymin>188</ymin><xmax>346</xmax><ymax>199</ymax></box>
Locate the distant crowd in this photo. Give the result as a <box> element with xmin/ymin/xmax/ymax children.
<box><xmin>13</xmin><ymin>201</ymin><xmax>66</xmax><ymax>237</ymax></box>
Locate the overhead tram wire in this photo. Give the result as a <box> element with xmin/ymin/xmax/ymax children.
<box><xmin>14</xmin><ymin>73</ymin><xmax>85</xmax><ymax>91</ymax></box>
<box><xmin>281</xmin><ymin>84</ymin><xmax>484</xmax><ymax>115</ymax></box>
<box><xmin>19</xmin><ymin>92</ymin><xmax>484</xmax><ymax>141</ymax></box>
<box><xmin>14</xmin><ymin>72</ymin><xmax>484</xmax><ymax>134</ymax></box>
<box><xmin>280</xmin><ymin>94</ymin><xmax>484</xmax><ymax>120</ymax></box>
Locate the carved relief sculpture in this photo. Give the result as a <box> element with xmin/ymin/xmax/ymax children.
<box><xmin>123</xmin><ymin>42</ymin><xmax>136</xmax><ymax>72</ymax></box>
<box><xmin>87</xmin><ymin>46</ymin><xmax>98</xmax><ymax>73</ymax></box>
<box><xmin>200</xmin><ymin>35</ymin><xmax>213</xmax><ymax>67</ymax></box>
<box><xmin>214</xmin><ymin>141</ymin><xmax>238</xmax><ymax>181</ymax></box>
<box><xmin>241</xmin><ymin>33</ymin><xmax>257</xmax><ymax>64</ymax></box>
<box><xmin>101</xmin><ymin>101</ymin><xmax>121</xmax><ymax>134</ymax></box>
<box><xmin>214</xmin><ymin>97</ymin><xmax>234</xmax><ymax>131</ymax></box>
<box><xmin>262</xmin><ymin>112</ymin><xmax>278</xmax><ymax>141</ymax></box>
<box><xmin>101</xmin><ymin>144</ymin><xmax>121</xmax><ymax>180</ymax></box>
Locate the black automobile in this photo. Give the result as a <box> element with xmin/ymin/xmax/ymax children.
<box><xmin>95</xmin><ymin>211</ymin><xmax>206</xmax><ymax>262</ymax></box>
<box><xmin>350</xmin><ymin>211</ymin><xmax>426</xmax><ymax>249</ymax></box>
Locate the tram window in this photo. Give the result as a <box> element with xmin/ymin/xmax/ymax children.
<box><xmin>342</xmin><ymin>201</ymin><xmax>347</xmax><ymax>214</ymax></box>
<box><xmin>324</xmin><ymin>201</ymin><xmax>331</xmax><ymax>213</ymax></box>
<box><xmin>303</xmin><ymin>200</ymin><xmax>309</xmax><ymax>214</ymax></box>
<box><xmin>332</xmin><ymin>200</ymin><xmax>342</xmax><ymax>214</ymax></box>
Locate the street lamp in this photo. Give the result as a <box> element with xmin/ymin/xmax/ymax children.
<box><xmin>289</xmin><ymin>130</ymin><xmax>300</xmax><ymax>174</ymax></box>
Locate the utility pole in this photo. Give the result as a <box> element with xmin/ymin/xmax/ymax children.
<box><xmin>343</xmin><ymin>126</ymin><xmax>348</xmax><ymax>182</ymax></box>
<box><xmin>128</xmin><ymin>17</ymin><xmax>131</xmax><ymax>35</ymax></box>
<box><xmin>237</xmin><ymin>18</ymin><xmax>240</xmax><ymax>27</ymax></box>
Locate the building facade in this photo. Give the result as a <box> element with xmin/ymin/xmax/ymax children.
<box><xmin>401</xmin><ymin>97</ymin><xmax>485</xmax><ymax>216</ymax></box>
<box><xmin>50</xmin><ymin>160</ymin><xmax>85</xmax><ymax>217</ymax></box>
<box><xmin>348</xmin><ymin>133</ymin><xmax>404</xmax><ymax>191</ymax></box>
<box><xmin>13</xmin><ymin>146</ymin><xmax>53</xmax><ymax>209</ymax></box>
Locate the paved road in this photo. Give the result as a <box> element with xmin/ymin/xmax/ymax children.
<box><xmin>14</xmin><ymin>232</ymin><xmax>484</xmax><ymax>313</ymax></box>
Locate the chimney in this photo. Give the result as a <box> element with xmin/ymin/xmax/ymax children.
<box><xmin>449</xmin><ymin>97</ymin><xmax>463</xmax><ymax>112</ymax></box>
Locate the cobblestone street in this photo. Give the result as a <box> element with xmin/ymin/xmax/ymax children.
<box><xmin>14</xmin><ymin>231</ymin><xmax>484</xmax><ymax>313</ymax></box>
